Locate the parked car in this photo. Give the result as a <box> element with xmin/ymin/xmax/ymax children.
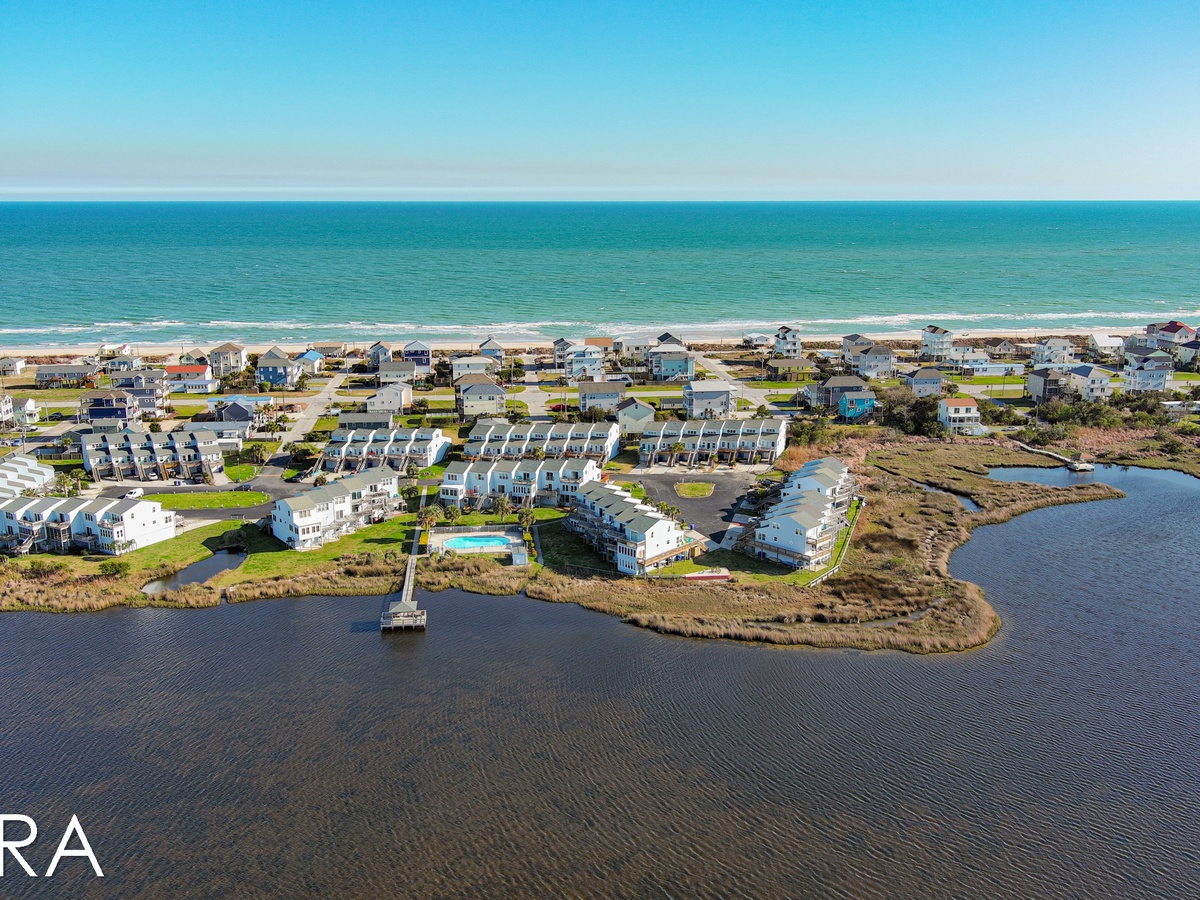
<box><xmin>123</xmin><ymin>488</ymin><xmax>144</xmax><ymax>499</ymax></box>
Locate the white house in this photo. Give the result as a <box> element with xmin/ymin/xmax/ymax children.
<box><xmin>1068</xmin><ymin>365</ymin><xmax>1116</xmax><ymax>402</ymax></box>
<box><xmin>165</xmin><ymin>364</ymin><xmax>219</xmax><ymax>394</ymax></box>
<box><xmin>921</xmin><ymin>326</ymin><xmax>955</xmax><ymax>360</ymax></box>
<box><xmin>616</xmin><ymin>397</ymin><xmax>656</xmax><ymax>436</ymax></box>
<box><xmin>1121</xmin><ymin>351</ymin><xmax>1173</xmax><ymax>393</ymax></box>
<box><xmin>579</xmin><ymin>381</ymin><xmax>626</xmax><ymax>414</ymax></box>
<box><xmin>377</xmin><ymin>361</ymin><xmax>417</xmax><ymax>385</ymax></box>
<box><xmin>462</xmin><ymin>419</ymin><xmax>620</xmax><ymax>462</ymax></box>
<box><xmin>742</xmin><ymin>332</ymin><xmax>773</xmax><ymax>349</ymax></box>
<box><xmin>938</xmin><ymin>397</ymin><xmax>984</xmax><ymax>435</ymax></box>
<box><xmin>855</xmin><ymin>346</ymin><xmax>897</xmax><ymax>379</ymax></box>
<box><xmin>638</xmin><ymin>419</ymin><xmax>786</xmax><ymax>466</ymax></box>
<box><xmin>365</xmin><ymin>383</ymin><xmax>413</xmax><ymax>414</ymax></box>
<box><xmin>368</xmin><ymin>341</ymin><xmax>394</xmax><ymax>370</ymax></box>
<box><xmin>451</xmin><ymin>355</ymin><xmax>498</xmax><ymax>381</ymax></box>
<box><xmin>438</xmin><ymin>457</ymin><xmax>601</xmax><ymax>508</ymax></box>
<box><xmin>564</xmin><ymin>345</ymin><xmax>605</xmax><ymax>382</ymax></box>
<box><xmin>683</xmin><ymin>381</ymin><xmax>737</xmax><ymax>419</ymax></box>
<box><xmin>209</xmin><ymin>342</ymin><xmax>247</xmax><ymax>378</ymax></box>
<box><xmin>0</xmin><ymin>357</ymin><xmax>27</xmax><ymax>377</ymax></box>
<box><xmin>0</xmin><ymin>393</ymin><xmax>12</xmax><ymax>424</ymax></box>
<box><xmin>774</xmin><ymin>326</ymin><xmax>803</xmax><ymax>358</ymax></box>
<box><xmin>904</xmin><ymin>367</ymin><xmax>946</xmax><ymax>398</ymax></box>
<box><xmin>647</xmin><ymin>345</ymin><xmax>695</xmax><ymax>381</ymax></box>
<box><xmin>11</xmin><ymin>396</ymin><xmax>40</xmax><ymax>426</ymax></box>
<box><xmin>840</xmin><ymin>334</ymin><xmax>872</xmax><ymax>362</ymax></box>
<box><xmin>1088</xmin><ymin>334</ymin><xmax>1124</xmax><ymax>360</ymax></box>
<box><xmin>614</xmin><ymin>337</ymin><xmax>653</xmax><ymax>360</ymax></box>
<box><xmin>295</xmin><ymin>350</ymin><xmax>324</xmax><ymax>375</ymax></box>
<box><xmin>1178</xmin><ymin>340</ymin><xmax>1200</xmax><ymax>368</ymax></box>
<box><xmin>270</xmin><ymin>468</ymin><xmax>401</xmax><ymax>551</ymax></box>
<box><xmin>1032</xmin><ymin>338</ymin><xmax>1076</xmax><ymax>367</ymax></box>
<box><xmin>568</xmin><ymin>481</ymin><xmax>700</xmax><ymax>575</ymax></box>
<box><xmin>454</xmin><ymin>374</ymin><xmax>507</xmax><ymax>418</ymax></box>
<box><xmin>1146</xmin><ymin>320</ymin><xmax>1196</xmax><ymax>349</ymax></box>
<box><xmin>945</xmin><ymin>346</ymin><xmax>992</xmax><ymax>369</ymax></box>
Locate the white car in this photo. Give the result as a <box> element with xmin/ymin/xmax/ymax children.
<box><xmin>123</xmin><ymin>488</ymin><xmax>145</xmax><ymax>499</ymax></box>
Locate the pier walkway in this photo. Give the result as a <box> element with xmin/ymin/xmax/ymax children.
<box><xmin>380</xmin><ymin>523</ymin><xmax>427</xmax><ymax>631</ymax></box>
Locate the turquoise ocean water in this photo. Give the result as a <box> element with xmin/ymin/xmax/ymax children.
<box><xmin>1</xmin><ymin>202</ymin><xmax>1198</xmax><ymax>347</ymax></box>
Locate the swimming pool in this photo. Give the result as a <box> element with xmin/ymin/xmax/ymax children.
<box><xmin>443</xmin><ymin>535</ymin><xmax>513</xmax><ymax>551</ymax></box>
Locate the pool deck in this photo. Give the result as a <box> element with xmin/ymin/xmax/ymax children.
<box><xmin>426</xmin><ymin>525</ymin><xmax>525</xmax><ymax>556</ymax></box>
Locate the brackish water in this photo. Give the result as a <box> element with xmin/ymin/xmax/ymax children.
<box><xmin>1</xmin><ymin>465</ymin><xmax>1198</xmax><ymax>897</ymax></box>
<box><xmin>2</xmin><ymin>202</ymin><xmax>1199</xmax><ymax>346</ymax></box>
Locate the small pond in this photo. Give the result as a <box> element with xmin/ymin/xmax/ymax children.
<box><xmin>142</xmin><ymin>550</ymin><xmax>246</xmax><ymax>595</ymax></box>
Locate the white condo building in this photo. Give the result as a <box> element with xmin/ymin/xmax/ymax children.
<box><xmin>0</xmin><ymin>495</ymin><xmax>175</xmax><ymax>555</ymax></box>
<box><xmin>321</xmin><ymin>426</ymin><xmax>452</xmax><ymax>472</ymax></box>
<box><xmin>439</xmin><ymin>457</ymin><xmax>601</xmax><ymax>508</ymax></box>
<box><xmin>748</xmin><ymin>457</ymin><xmax>857</xmax><ymax>570</ymax></box>
<box><xmin>638</xmin><ymin>419</ymin><xmax>786</xmax><ymax>466</ymax></box>
<box><xmin>462</xmin><ymin>419</ymin><xmax>620</xmax><ymax>462</ymax></box>
<box><xmin>568</xmin><ymin>481</ymin><xmax>700</xmax><ymax>575</ymax></box>
<box><xmin>270</xmin><ymin>468</ymin><xmax>401</xmax><ymax>551</ymax></box>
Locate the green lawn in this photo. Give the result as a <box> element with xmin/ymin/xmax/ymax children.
<box><xmin>168</xmin><ymin>404</ymin><xmax>207</xmax><ymax>418</ymax></box>
<box><xmin>506</xmin><ymin>400</ymin><xmax>530</xmax><ymax>415</ymax></box>
<box><xmin>224</xmin><ymin>463</ymin><xmax>260</xmax><ymax>482</ymax></box>
<box><xmin>673</xmin><ymin>481</ymin><xmax>714</xmax><ymax>498</ymax></box>
<box><xmin>539</xmin><ymin>385</ymin><xmax>579</xmax><ymax>394</ymax></box>
<box><xmin>417</xmin><ymin>462</ymin><xmax>448</xmax><ymax>479</ymax></box>
<box><xmin>962</xmin><ymin>376</ymin><xmax>1027</xmax><ymax>385</ymax></box>
<box><xmin>1174</xmin><ymin>372</ymin><xmax>1200</xmax><ymax>382</ymax></box>
<box><xmin>604</xmin><ymin>449</ymin><xmax>640</xmax><ymax>474</ymax></box>
<box><xmin>739</xmin><ymin>379</ymin><xmax>813</xmax><ymax>390</ymax></box>
<box><xmin>145</xmin><ymin>491</ymin><xmax>270</xmax><ymax>509</ymax></box>
<box><xmin>627</xmin><ymin>386</ymin><xmax>682</xmax><ymax>394</ymax></box>
<box><xmin>617</xmin><ymin>481</ymin><xmax>647</xmax><ymax>499</ymax></box>
<box><xmin>535</xmin><ymin>519</ymin><xmax>615</xmax><ymax>571</ymax></box>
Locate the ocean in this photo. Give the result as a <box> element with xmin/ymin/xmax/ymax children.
<box><xmin>2</xmin><ymin>201</ymin><xmax>1199</xmax><ymax>348</ymax></box>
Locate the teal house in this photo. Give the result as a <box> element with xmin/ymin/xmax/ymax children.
<box><xmin>837</xmin><ymin>390</ymin><xmax>876</xmax><ymax>422</ymax></box>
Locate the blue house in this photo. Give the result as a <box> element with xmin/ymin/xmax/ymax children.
<box><xmin>295</xmin><ymin>349</ymin><xmax>324</xmax><ymax>375</ymax></box>
<box><xmin>255</xmin><ymin>346</ymin><xmax>302</xmax><ymax>388</ymax></box>
<box><xmin>837</xmin><ymin>390</ymin><xmax>877</xmax><ymax>422</ymax></box>
<box><xmin>403</xmin><ymin>340</ymin><xmax>433</xmax><ymax>375</ymax></box>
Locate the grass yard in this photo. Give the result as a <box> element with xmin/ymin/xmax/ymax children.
<box><xmin>417</xmin><ymin>462</ymin><xmax>448</xmax><ymax>479</ymax></box>
<box><xmin>603</xmin><ymin>449</ymin><xmax>640</xmax><ymax>474</ymax></box>
<box><xmin>224</xmin><ymin>463</ymin><xmax>260</xmax><ymax>482</ymax></box>
<box><xmin>673</xmin><ymin>481</ymin><xmax>715</xmax><ymax>498</ymax></box>
<box><xmin>739</xmin><ymin>379</ymin><xmax>813</xmax><ymax>390</ymax></box>
<box><xmin>168</xmin><ymin>404</ymin><xmax>207</xmax><ymax>418</ymax></box>
<box><xmin>1174</xmin><ymin>372</ymin><xmax>1200</xmax><ymax>382</ymax></box>
<box><xmin>145</xmin><ymin>491</ymin><xmax>270</xmax><ymax>509</ymax></box>
<box><xmin>507</xmin><ymin>400</ymin><xmax>530</xmax><ymax>415</ymax></box>
<box><xmin>534</xmin><ymin>519</ymin><xmax>615</xmax><ymax>571</ymax></box>
<box><xmin>617</xmin><ymin>481</ymin><xmax>647</xmax><ymax>499</ymax></box>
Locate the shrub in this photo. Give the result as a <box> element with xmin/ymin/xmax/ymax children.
<box><xmin>98</xmin><ymin>559</ymin><xmax>131</xmax><ymax>578</ymax></box>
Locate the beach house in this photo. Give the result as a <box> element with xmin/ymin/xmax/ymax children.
<box><xmin>904</xmin><ymin>367</ymin><xmax>946</xmax><ymax>398</ymax></box>
<box><xmin>11</xmin><ymin>397</ymin><xmax>39</xmax><ymax>426</ymax></box>
<box><xmin>937</xmin><ymin>397</ymin><xmax>984</xmax><ymax>435</ymax></box>
<box><xmin>765</xmin><ymin>357</ymin><xmax>816</xmax><ymax>382</ymax></box>
<box><xmin>579</xmin><ymin>381</ymin><xmax>626</xmax><ymax>414</ymax></box>
<box><xmin>1121</xmin><ymin>351</ymin><xmax>1173</xmax><ymax>393</ymax></box>
<box><xmin>1027</xmin><ymin>368</ymin><xmax>1070</xmax><ymax>404</ymax></box>
<box><xmin>614</xmin><ymin>337</ymin><xmax>652</xmax><ymax>360</ymax></box>
<box><xmin>438</xmin><ymin>457</ymin><xmax>601</xmax><ymax>509</ymax></box>
<box><xmin>295</xmin><ymin>349</ymin><xmax>324</xmax><ymax>375</ymax></box>
<box><xmin>365</xmin><ymin>383</ymin><xmax>413</xmax><ymax>414</ymax></box>
<box><xmin>377</xmin><ymin>361</ymin><xmax>417</xmax><ymax>385</ymax></box>
<box><xmin>648</xmin><ymin>346</ymin><xmax>695</xmax><ymax>381</ymax></box>
<box><xmin>1068</xmin><ymin>365</ymin><xmax>1116</xmax><ymax>402</ymax></box>
<box><xmin>368</xmin><ymin>342</ymin><xmax>394</xmax><ymax>370</ymax></box>
<box><xmin>840</xmin><ymin>334</ymin><xmax>872</xmax><ymax>361</ymax></box>
<box><xmin>110</xmin><ymin>369</ymin><xmax>169</xmax><ymax>416</ymax></box>
<box><xmin>1088</xmin><ymin>334</ymin><xmax>1124</xmax><ymax>361</ymax></box>
<box><xmin>82</xmin><ymin>390</ymin><xmax>143</xmax><ymax>430</ymax></box>
<box><xmin>683</xmin><ymin>381</ymin><xmax>737</xmax><ymax>419</ymax></box>
<box><xmin>1178</xmin><ymin>340</ymin><xmax>1200</xmax><ymax>368</ymax></box>
<box><xmin>854</xmin><ymin>346</ymin><xmax>897</xmax><ymax>379</ymax></box>
<box><xmin>0</xmin><ymin>495</ymin><xmax>176</xmax><ymax>555</ymax></box>
<box><xmin>616</xmin><ymin>397</ymin><xmax>656</xmax><ymax>436</ymax></box>
<box><xmin>1147</xmin><ymin>320</ymin><xmax>1196</xmax><ymax>349</ymax></box>
<box><xmin>838</xmin><ymin>390</ymin><xmax>877</xmax><ymax>422</ymax></box>
<box><xmin>209</xmin><ymin>342</ymin><xmax>247</xmax><ymax>378</ymax></box>
<box><xmin>979</xmin><ymin>337</ymin><xmax>1018</xmax><ymax>358</ymax></box>
<box><xmin>479</xmin><ymin>337</ymin><xmax>505</xmax><ymax>361</ymax></box>
<box><xmin>451</xmin><ymin>355</ymin><xmax>498</xmax><ymax>381</ymax></box>
<box><xmin>35</xmin><ymin>364</ymin><xmax>99</xmax><ymax>389</ymax></box>
<box><xmin>568</xmin><ymin>481</ymin><xmax>700</xmax><ymax>575</ymax></box>
<box><xmin>0</xmin><ymin>357</ymin><xmax>27</xmax><ymax>377</ymax></box>
<box><xmin>312</xmin><ymin>342</ymin><xmax>346</xmax><ymax>360</ymax></box>
<box><xmin>165</xmin><ymin>364</ymin><xmax>219</xmax><ymax>394</ymax></box>
<box><xmin>454</xmin><ymin>374</ymin><xmax>507</xmax><ymax>418</ymax></box>
<box><xmin>774</xmin><ymin>326</ymin><xmax>803</xmax><ymax>358</ymax></box>
<box><xmin>803</xmin><ymin>375</ymin><xmax>871</xmax><ymax>410</ymax></box>
<box><xmin>921</xmin><ymin>326</ymin><xmax>955</xmax><ymax>360</ymax></box>
<box><xmin>255</xmin><ymin>347</ymin><xmax>303</xmax><ymax>388</ymax></box>
<box><xmin>270</xmin><ymin>468</ymin><xmax>401</xmax><ymax>551</ymax></box>
<box><xmin>402</xmin><ymin>340</ymin><xmax>433</xmax><ymax>375</ymax></box>
<box><xmin>1032</xmin><ymin>339</ymin><xmax>1076</xmax><ymax>367</ymax></box>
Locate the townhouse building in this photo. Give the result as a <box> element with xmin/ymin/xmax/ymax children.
<box><xmin>270</xmin><ymin>468</ymin><xmax>401</xmax><ymax>551</ymax></box>
<box><xmin>0</xmin><ymin>495</ymin><xmax>176</xmax><ymax>555</ymax></box>
<box><xmin>749</xmin><ymin>457</ymin><xmax>856</xmax><ymax>570</ymax></box>
<box><xmin>638</xmin><ymin>418</ymin><xmax>786</xmax><ymax>466</ymax></box>
<box><xmin>320</xmin><ymin>425</ymin><xmax>452</xmax><ymax>473</ymax></box>
<box><xmin>438</xmin><ymin>457</ymin><xmax>601</xmax><ymax>509</ymax></box>
<box><xmin>462</xmin><ymin>419</ymin><xmax>620</xmax><ymax>462</ymax></box>
<box><xmin>568</xmin><ymin>481</ymin><xmax>700</xmax><ymax>575</ymax></box>
<box><xmin>81</xmin><ymin>427</ymin><xmax>227</xmax><ymax>481</ymax></box>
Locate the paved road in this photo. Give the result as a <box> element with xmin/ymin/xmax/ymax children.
<box><xmin>635</xmin><ymin>469</ymin><xmax>760</xmax><ymax>544</ymax></box>
<box><xmin>259</xmin><ymin>372</ymin><xmax>347</xmax><ymax>477</ymax></box>
<box><xmin>692</xmin><ymin>352</ymin><xmax>783</xmax><ymax>416</ymax></box>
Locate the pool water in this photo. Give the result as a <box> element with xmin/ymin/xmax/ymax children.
<box><xmin>444</xmin><ymin>535</ymin><xmax>513</xmax><ymax>550</ymax></box>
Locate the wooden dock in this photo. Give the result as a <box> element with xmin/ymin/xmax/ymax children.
<box><xmin>380</xmin><ymin>527</ymin><xmax>427</xmax><ymax>631</ymax></box>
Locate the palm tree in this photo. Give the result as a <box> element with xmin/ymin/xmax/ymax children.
<box><xmin>444</xmin><ymin>504</ymin><xmax>462</xmax><ymax>525</ymax></box>
<box><xmin>517</xmin><ymin>507</ymin><xmax>535</xmax><ymax>530</ymax></box>
<box><xmin>418</xmin><ymin>504</ymin><xmax>441</xmax><ymax>531</ymax></box>
<box><xmin>405</xmin><ymin>461</ymin><xmax>420</xmax><ymax>480</ymax></box>
<box><xmin>493</xmin><ymin>494</ymin><xmax>512</xmax><ymax>523</ymax></box>
<box><xmin>669</xmin><ymin>441</ymin><xmax>685</xmax><ymax>466</ymax></box>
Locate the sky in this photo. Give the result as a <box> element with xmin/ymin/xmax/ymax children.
<box><xmin>2</xmin><ymin>0</ymin><xmax>1199</xmax><ymax>200</ymax></box>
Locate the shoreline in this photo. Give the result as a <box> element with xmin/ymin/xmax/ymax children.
<box><xmin>0</xmin><ymin>325</ymin><xmax>1146</xmax><ymax>360</ymax></box>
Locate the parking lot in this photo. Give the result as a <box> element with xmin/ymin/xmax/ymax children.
<box><xmin>634</xmin><ymin>469</ymin><xmax>760</xmax><ymax>543</ymax></box>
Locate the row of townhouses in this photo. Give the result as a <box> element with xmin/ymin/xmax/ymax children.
<box><xmin>748</xmin><ymin>457</ymin><xmax>857</xmax><ymax>570</ymax></box>
<box><xmin>80</xmin><ymin>427</ymin><xmax>228</xmax><ymax>482</ymax></box>
<box><xmin>269</xmin><ymin>468</ymin><xmax>401</xmax><ymax>550</ymax></box>
<box><xmin>0</xmin><ymin>455</ymin><xmax>54</xmax><ymax>500</ymax></box>
<box><xmin>438</xmin><ymin>458</ymin><xmax>602</xmax><ymax>509</ymax></box>
<box><xmin>567</xmin><ymin>481</ymin><xmax>701</xmax><ymax>575</ymax></box>
<box><xmin>0</xmin><ymin>495</ymin><xmax>176</xmax><ymax>556</ymax></box>
<box><xmin>637</xmin><ymin>418</ymin><xmax>787</xmax><ymax>466</ymax></box>
<box><xmin>462</xmin><ymin>419</ymin><xmax>621</xmax><ymax>461</ymax></box>
<box><xmin>320</xmin><ymin>426</ymin><xmax>453</xmax><ymax>472</ymax></box>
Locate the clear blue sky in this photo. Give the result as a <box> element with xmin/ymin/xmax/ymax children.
<box><xmin>2</xmin><ymin>0</ymin><xmax>1198</xmax><ymax>199</ymax></box>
